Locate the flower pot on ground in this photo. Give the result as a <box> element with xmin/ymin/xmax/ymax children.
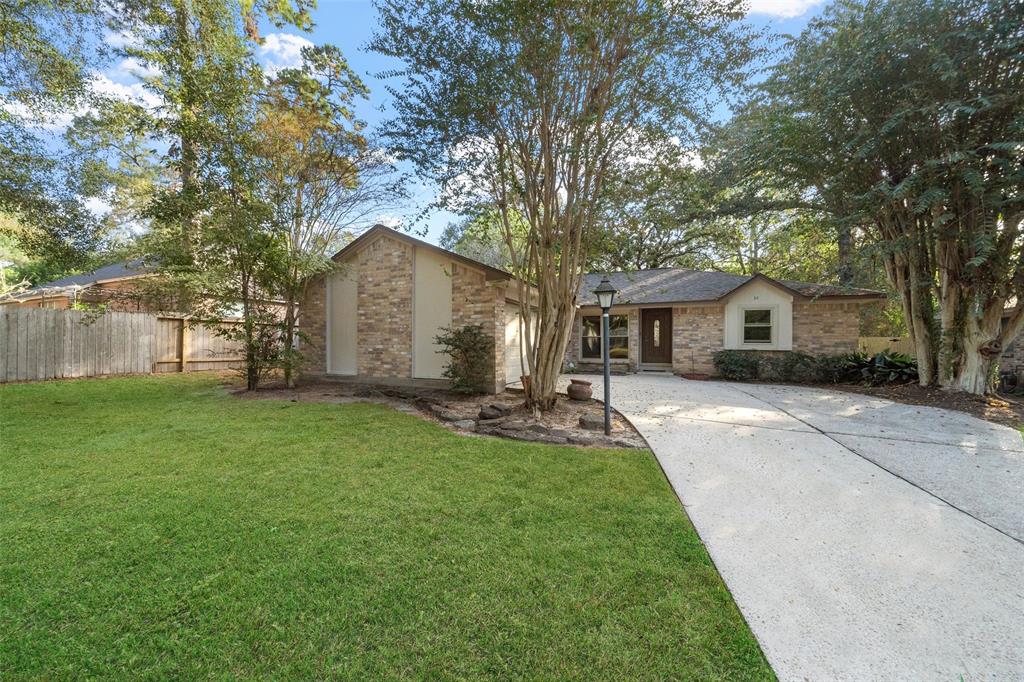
<box><xmin>567</xmin><ymin>378</ymin><xmax>593</xmax><ymax>401</ymax></box>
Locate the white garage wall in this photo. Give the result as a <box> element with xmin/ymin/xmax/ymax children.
<box><xmin>723</xmin><ymin>279</ymin><xmax>793</xmax><ymax>351</ymax></box>
<box><xmin>327</xmin><ymin>266</ymin><xmax>358</xmax><ymax>375</ymax></box>
<box><xmin>413</xmin><ymin>247</ymin><xmax>453</xmax><ymax>379</ymax></box>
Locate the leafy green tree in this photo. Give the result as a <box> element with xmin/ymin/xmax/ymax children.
<box><xmin>721</xmin><ymin>0</ymin><xmax>1024</xmax><ymax>393</ymax></box>
<box><xmin>372</xmin><ymin>0</ymin><xmax>756</xmax><ymax>410</ymax></box>
<box><xmin>439</xmin><ymin>207</ymin><xmax>528</xmax><ymax>271</ymax></box>
<box><xmin>0</xmin><ymin>0</ymin><xmax>110</xmax><ymax>277</ymax></box>
<box><xmin>256</xmin><ymin>44</ymin><xmax>402</xmax><ymax>387</ymax></box>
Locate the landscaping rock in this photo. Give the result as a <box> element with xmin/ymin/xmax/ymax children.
<box><xmin>452</xmin><ymin>419</ymin><xmax>476</xmax><ymax>431</ymax></box>
<box><xmin>579</xmin><ymin>414</ymin><xmax>606</xmax><ymax>431</ymax></box>
<box><xmin>478</xmin><ymin>404</ymin><xmax>509</xmax><ymax>420</ymax></box>
<box><xmin>429</xmin><ymin>404</ymin><xmax>463</xmax><ymax>422</ymax></box>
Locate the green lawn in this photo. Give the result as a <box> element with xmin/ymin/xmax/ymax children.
<box><xmin>0</xmin><ymin>375</ymin><xmax>772</xmax><ymax>679</ymax></box>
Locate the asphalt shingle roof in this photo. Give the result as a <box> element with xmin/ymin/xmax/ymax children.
<box><xmin>34</xmin><ymin>259</ymin><xmax>152</xmax><ymax>290</ymax></box>
<box><xmin>579</xmin><ymin>268</ymin><xmax>882</xmax><ymax>305</ymax></box>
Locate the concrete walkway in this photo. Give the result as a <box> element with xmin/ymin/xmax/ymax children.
<box><xmin>576</xmin><ymin>374</ymin><xmax>1024</xmax><ymax>681</ymax></box>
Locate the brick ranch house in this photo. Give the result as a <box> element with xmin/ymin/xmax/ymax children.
<box><xmin>301</xmin><ymin>225</ymin><xmax>884</xmax><ymax>392</ymax></box>
<box><xmin>0</xmin><ymin>259</ymin><xmax>158</xmax><ymax>311</ymax></box>
<box><xmin>566</xmin><ymin>269</ymin><xmax>885</xmax><ymax>376</ymax></box>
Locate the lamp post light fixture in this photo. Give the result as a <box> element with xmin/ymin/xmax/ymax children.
<box><xmin>593</xmin><ymin>276</ymin><xmax>618</xmax><ymax>436</ymax></box>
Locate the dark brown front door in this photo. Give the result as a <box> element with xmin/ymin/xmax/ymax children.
<box><xmin>641</xmin><ymin>308</ymin><xmax>672</xmax><ymax>364</ymax></box>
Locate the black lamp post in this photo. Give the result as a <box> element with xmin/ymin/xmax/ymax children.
<box><xmin>593</xmin><ymin>276</ymin><xmax>618</xmax><ymax>436</ymax></box>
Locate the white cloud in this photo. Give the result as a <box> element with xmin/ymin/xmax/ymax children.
<box><xmin>84</xmin><ymin>196</ymin><xmax>112</xmax><ymax>218</ymax></box>
<box><xmin>103</xmin><ymin>28</ymin><xmax>142</xmax><ymax>50</ymax></box>
<box><xmin>90</xmin><ymin>72</ymin><xmax>162</xmax><ymax>111</ymax></box>
<box><xmin>746</xmin><ymin>0</ymin><xmax>823</xmax><ymax>18</ymax></box>
<box><xmin>258</xmin><ymin>33</ymin><xmax>314</xmax><ymax>75</ymax></box>
<box><xmin>372</xmin><ymin>213</ymin><xmax>403</xmax><ymax>229</ymax></box>
<box><xmin>110</xmin><ymin>57</ymin><xmax>161</xmax><ymax>81</ymax></box>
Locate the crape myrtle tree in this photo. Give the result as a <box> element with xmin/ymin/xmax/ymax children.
<box><xmin>371</xmin><ymin>0</ymin><xmax>756</xmax><ymax>410</ymax></box>
<box><xmin>744</xmin><ymin>0</ymin><xmax>1024</xmax><ymax>393</ymax></box>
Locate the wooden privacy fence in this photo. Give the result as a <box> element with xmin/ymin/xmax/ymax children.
<box><xmin>0</xmin><ymin>308</ymin><xmax>243</xmax><ymax>383</ymax></box>
<box><xmin>858</xmin><ymin>336</ymin><xmax>916</xmax><ymax>357</ymax></box>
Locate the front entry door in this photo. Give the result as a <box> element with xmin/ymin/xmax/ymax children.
<box><xmin>641</xmin><ymin>308</ymin><xmax>673</xmax><ymax>364</ymax></box>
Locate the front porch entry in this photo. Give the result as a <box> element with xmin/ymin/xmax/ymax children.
<box><xmin>640</xmin><ymin>308</ymin><xmax>673</xmax><ymax>365</ymax></box>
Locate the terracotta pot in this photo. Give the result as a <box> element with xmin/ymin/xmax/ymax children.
<box><xmin>567</xmin><ymin>378</ymin><xmax>593</xmax><ymax>401</ymax></box>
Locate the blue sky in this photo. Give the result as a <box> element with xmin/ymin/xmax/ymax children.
<box><xmin>98</xmin><ymin>0</ymin><xmax>829</xmax><ymax>246</ymax></box>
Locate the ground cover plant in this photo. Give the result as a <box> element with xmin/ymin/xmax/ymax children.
<box><xmin>0</xmin><ymin>374</ymin><xmax>772</xmax><ymax>679</ymax></box>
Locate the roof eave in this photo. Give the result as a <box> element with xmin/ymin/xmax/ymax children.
<box><xmin>330</xmin><ymin>224</ymin><xmax>513</xmax><ymax>281</ymax></box>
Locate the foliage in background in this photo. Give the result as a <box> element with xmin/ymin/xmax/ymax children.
<box><xmin>257</xmin><ymin>44</ymin><xmax>402</xmax><ymax>387</ymax></box>
<box><xmin>435</xmin><ymin>325</ymin><xmax>495</xmax><ymax>394</ymax></box>
<box><xmin>439</xmin><ymin>207</ymin><xmax>529</xmax><ymax>271</ymax></box>
<box><xmin>0</xmin><ymin>0</ymin><xmax>111</xmax><ymax>278</ymax></box>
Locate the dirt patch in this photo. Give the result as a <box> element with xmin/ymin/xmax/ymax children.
<box><xmin>227</xmin><ymin>379</ymin><xmax>645</xmax><ymax>449</ymax></box>
<box><xmin>827</xmin><ymin>382</ymin><xmax>1024</xmax><ymax>429</ymax></box>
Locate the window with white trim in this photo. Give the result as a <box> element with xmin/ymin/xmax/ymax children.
<box><xmin>582</xmin><ymin>314</ymin><xmax>628</xmax><ymax>359</ymax></box>
<box><xmin>742</xmin><ymin>308</ymin><xmax>772</xmax><ymax>344</ymax></box>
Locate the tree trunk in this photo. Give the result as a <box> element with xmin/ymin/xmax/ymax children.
<box><xmin>837</xmin><ymin>222</ymin><xmax>854</xmax><ymax>286</ymax></box>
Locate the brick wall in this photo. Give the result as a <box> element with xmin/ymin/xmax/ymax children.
<box><xmin>451</xmin><ymin>263</ymin><xmax>505</xmax><ymax>393</ymax></box>
<box><xmin>300</xmin><ymin>244</ymin><xmax>508</xmax><ymax>391</ymax></box>
<box><xmin>1001</xmin><ymin>336</ymin><xmax>1024</xmax><ymax>373</ymax></box>
<box><xmin>357</xmin><ymin>235</ymin><xmax>413</xmax><ymax>377</ymax></box>
<box><xmin>300</xmin><ymin>273</ymin><xmax>328</xmax><ymax>375</ymax></box>
<box><xmin>792</xmin><ymin>301</ymin><xmax>860</xmax><ymax>355</ymax></box>
<box><xmin>672</xmin><ymin>305</ymin><xmax>724</xmax><ymax>375</ymax></box>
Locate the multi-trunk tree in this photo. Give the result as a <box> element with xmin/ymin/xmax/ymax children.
<box><xmin>720</xmin><ymin>0</ymin><xmax>1024</xmax><ymax>393</ymax></box>
<box><xmin>372</xmin><ymin>0</ymin><xmax>755</xmax><ymax>410</ymax></box>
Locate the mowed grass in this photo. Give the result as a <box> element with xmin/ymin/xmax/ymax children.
<box><xmin>0</xmin><ymin>374</ymin><xmax>772</xmax><ymax>680</ymax></box>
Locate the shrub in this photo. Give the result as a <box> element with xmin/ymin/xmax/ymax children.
<box><xmin>712</xmin><ymin>350</ymin><xmax>918</xmax><ymax>385</ymax></box>
<box><xmin>758</xmin><ymin>352</ymin><xmax>817</xmax><ymax>382</ymax></box>
<box><xmin>713</xmin><ymin>350</ymin><xmax>761</xmax><ymax>381</ymax></box>
<box><xmin>840</xmin><ymin>350</ymin><xmax>918</xmax><ymax>385</ymax></box>
<box><xmin>435</xmin><ymin>325</ymin><xmax>495</xmax><ymax>393</ymax></box>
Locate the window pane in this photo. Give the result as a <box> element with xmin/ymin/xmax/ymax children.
<box><xmin>743</xmin><ymin>325</ymin><xmax>772</xmax><ymax>342</ymax></box>
<box><xmin>744</xmin><ymin>309</ymin><xmax>771</xmax><ymax>325</ymax></box>
<box><xmin>609</xmin><ymin>314</ymin><xmax>628</xmax><ymax>335</ymax></box>
<box><xmin>582</xmin><ymin>316</ymin><xmax>601</xmax><ymax>337</ymax></box>
<box><xmin>609</xmin><ymin>336</ymin><xmax>628</xmax><ymax>358</ymax></box>
<box><xmin>653</xmin><ymin>320</ymin><xmax>660</xmax><ymax>347</ymax></box>
<box><xmin>582</xmin><ymin>336</ymin><xmax>601</xmax><ymax>358</ymax></box>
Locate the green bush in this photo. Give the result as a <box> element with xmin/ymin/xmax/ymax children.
<box><xmin>712</xmin><ymin>351</ymin><xmax>762</xmax><ymax>381</ymax></box>
<box><xmin>435</xmin><ymin>325</ymin><xmax>495</xmax><ymax>393</ymax></box>
<box><xmin>711</xmin><ymin>349</ymin><xmax>918</xmax><ymax>385</ymax></box>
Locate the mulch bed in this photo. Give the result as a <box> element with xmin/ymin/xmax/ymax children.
<box><xmin>229</xmin><ymin>379</ymin><xmax>646</xmax><ymax>449</ymax></box>
<box><xmin>827</xmin><ymin>382</ymin><xmax>1024</xmax><ymax>429</ymax></box>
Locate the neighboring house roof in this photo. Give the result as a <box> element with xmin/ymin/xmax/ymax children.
<box><xmin>580</xmin><ymin>268</ymin><xmax>885</xmax><ymax>306</ymax></box>
<box><xmin>2</xmin><ymin>258</ymin><xmax>153</xmax><ymax>302</ymax></box>
<box><xmin>332</xmin><ymin>224</ymin><xmax>513</xmax><ymax>281</ymax></box>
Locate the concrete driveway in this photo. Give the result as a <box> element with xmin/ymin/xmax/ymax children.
<box><xmin>578</xmin><ymin>374</ymin><xmax>1024</xmax><ymax>681</ymax></box>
